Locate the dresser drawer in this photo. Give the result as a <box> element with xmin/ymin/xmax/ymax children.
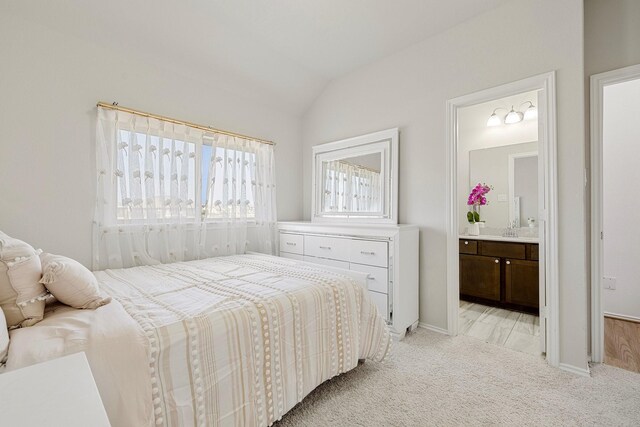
<box><xmin>459</xmin><ymin>239</ymin><xmax>478</xmax><ymax>254</ymax></box>
<box><xmin>280</xmin><ymin>252</ymin><xmax>304</xmax><ymax>261</ymax></box>
<box><xmin>279</xmin><ymin>233</ymin><xmax>303</xmax><ymax>255</ymax></box>
<box><xmin>349</xmin><ymin>239</ymin><xmax>388</xmax><ymax>267</ymax></box>
<box><xmin>350</xmin><ymin>263</ymin><xmax>388</xmax><ymax>294</ymax></box>
<box><xmin>303</xmin><ymin>256</ymin><xmax>350</xmax><ymax>270</ymax></box>
<box><xmin>479</xmin><ymin>241</ymin><xmax>526</xmax><ymax>260</ymax></box>
<box><xmin>368</xmin><ymin>291</ymin><xmax>388</xmax><ymax>321</ymax></box>
<box><xmin>304</xmin><ymin>235</ymin><xmax>350</xmax><ymax>260</ymax></box>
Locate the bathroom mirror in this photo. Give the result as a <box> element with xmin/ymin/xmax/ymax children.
<box><xmin>465</xmin><ymin>141</ymin><xmax>538</xmax><ymax>229</ymax></box>
<box><xmin>312</xmin><ymin>128</ymin><xmax>398</xmax><ymax>223</ymax></box>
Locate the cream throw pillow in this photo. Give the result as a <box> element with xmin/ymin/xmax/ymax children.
<box><xmin>40</xmin><ymin>253</ymin><xmax>111</xmax><ymax>309</ymax></box>
<box><xmin>0</xmin><ymin>232</ymin><xmax>47</xmax><ymax>328</ymax></box>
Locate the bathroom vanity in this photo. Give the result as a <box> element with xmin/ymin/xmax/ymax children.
<box><xmin>459</xmin><ymin>235</ymin><xmax>539</xmax><ymax>314</ymax></box>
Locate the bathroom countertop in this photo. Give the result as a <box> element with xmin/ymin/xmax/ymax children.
<box><xmin>458</xmin><ymin>234</ymin><xmax>539</xmax><ymax>244</ymax></box>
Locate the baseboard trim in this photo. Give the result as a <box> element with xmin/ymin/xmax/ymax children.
<box><xmin>559</xmin><ymin>363</ymin><xmax>591</xmax><ymax>378</ymax></box>
<box><xmin>418</xmin><ymin>322</ymin><xmax>450</xmax><ymax>335</ymax></box>
<box><xmin>604</xmin><ymin>312</ymin><xmax>640</xmax><ymax>324</ymax></box>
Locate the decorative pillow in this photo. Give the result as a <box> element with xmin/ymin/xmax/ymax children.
<box><xmin>40</xmin><ymin>253</ymin><xmax>111</xmax><ymax>309</ymax></box>
<box><xmin>0</xmin><ymin>232</ymin><xmax>47</xmax><ymax>328</ymax></box>
<box><xmin>0</xmin><ymin>308</ymin><xmax>8</xmax><ymax>365</ymax></box>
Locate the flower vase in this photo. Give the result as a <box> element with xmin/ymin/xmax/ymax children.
<box><xmin>468</xmin><ymin>222</ymin><xmax>480</xmax><ymax>236</ymax></box>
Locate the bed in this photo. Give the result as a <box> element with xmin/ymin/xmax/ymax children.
<box><xmin>5</xmin><ymin>253</ymin><xmax>390</xmax><ymax>426</ymax></box>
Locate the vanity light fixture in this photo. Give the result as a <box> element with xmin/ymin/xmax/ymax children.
<box><xmin>486</xmin><ymin>101</ymin><xmax>537</xmax><ymax>127</ymax></box>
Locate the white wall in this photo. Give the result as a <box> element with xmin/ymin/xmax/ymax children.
<box><xmin>0</xmin><ymin>13</ymin><xmax>303</xmax><ymax>267</ymax></box>
<box><xmin>302</xmin><ymin>0</ymin><xmax>588</xmax><ymax>370</ymax></box>
<box><xmin>584</xmin><ymin>0</ymin><xmax>640</xmax><ymax>78</ymax></box>
<box><xmin>602</xmin><ymin>78</ymin><xmax>640</xmax><ymax>320</ymax></box>
<box><xmin>457</xmin><ymin>91</ymin><xmax>538</xmax><ymax>231</ymax></box>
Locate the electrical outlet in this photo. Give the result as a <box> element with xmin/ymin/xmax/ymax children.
<box><xmin>603</xmin><ymin>277</ymin><xmax>616</xmax><ymax>290</ymax></box>
<box><xmin>497</xmin><ymin>194</ymin><xmax>508</xmax><ymax>202</ymax></box>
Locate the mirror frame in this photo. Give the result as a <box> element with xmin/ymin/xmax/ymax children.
<box><xmin>311</xmin><ymin>128</ymin><xmax>398</xmax><ymax>224</ymax></box>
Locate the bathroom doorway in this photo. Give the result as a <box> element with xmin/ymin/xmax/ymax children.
<box><xmin>456</xmin><ymin>91</ymin><xmax>541</xmax><ymax>356</ymax></box>
<box><xmin>445</xmin><ymin>73</ymin><xmax>559</xmax><ymax>366</ymax></box>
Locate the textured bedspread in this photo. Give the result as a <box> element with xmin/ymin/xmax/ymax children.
<box><xmin>93</xmin><ymin>253</ymin><xmax>390</xmax><ymax>426</ymax></box>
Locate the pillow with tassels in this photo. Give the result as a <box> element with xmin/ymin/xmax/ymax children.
<box><xmin>0</xmin><ymin>231</ymin><xmax>49</xmax><ymax>328</ymax></box>
<box><xmin>39</xmin><ymin>253</ymin><xmax>111</xmax><ymax>309</ymax></box>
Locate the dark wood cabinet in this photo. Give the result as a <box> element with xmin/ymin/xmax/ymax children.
<box><xmin>459</xmin><ymin>239</ymin><xmax>539</xmax><ymax>313</ymax></box>
<box><xmin>460</xmin><ymin>255</ymin><xmax>501</xmax><ymax>301</ymax></box>
<box><xmin>505</xmin><ymin>259</ymin><xmax>539</xmax><ymax>308</ymax></box>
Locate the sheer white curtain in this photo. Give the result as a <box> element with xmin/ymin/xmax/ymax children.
<box><xmin>322</xmin><ymin>161</ymin><xmax>381</xmax><ymax>212</ymax></box>
<box><xmin>93</xmin><ymin>107</ymin><xmax>277</xmax><ymax>270</ymax></box>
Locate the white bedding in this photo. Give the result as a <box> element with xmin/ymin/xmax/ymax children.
<box><xmin>6</xmin><ymin>254</ymin><xmax>390</xmax><ymax>427</ymax></box>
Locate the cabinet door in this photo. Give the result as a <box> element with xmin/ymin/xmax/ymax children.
<box><xmin>505</xmin><ymin>259</ymin><xmax>539</xmax><ymax>308</ymax></box>
<box><xmin>459</xmin><ymin>254</ymin><xmax>501</xmax><ymax>301</ymax></box>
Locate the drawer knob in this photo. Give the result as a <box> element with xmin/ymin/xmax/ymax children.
<box><xmin>495</xmin><ymin>259</ymin><xmax>499</xmax><ymax>264</ymax></box>
<box><xmin>360</xmin><ymin>251</ymin><xmax>375</xmax><ymax>255</ymax></box>
<box><xmin>286</xmin><ymin>242</ymin><xmax>296</xmax><ymax>246</ymax></box>
<box><xmin>464</xmin><ymin>241</ymin><xmax>469</xmax><ymax>245</ymax></box>
<box><xmin>506</xmin><ymin>260</ymin><xmax>511</xmax><ymax>265</ymax></box>
<box><xmin>319</xmin><ymin>246</ymin><xmax>331</xmax><ymax>250</ymax></box>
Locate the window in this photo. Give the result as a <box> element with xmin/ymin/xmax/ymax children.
<box><xmin>115</xmin><ymin>130</ymin><xmax>255</xmax><ymax>222</ymax></box>
<box><xmin>200</xmin><ymin>142</ymin><xmax>256</xmax><ymax>220</ymax></box>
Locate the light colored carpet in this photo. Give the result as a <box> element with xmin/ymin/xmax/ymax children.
<box><xmin>276</xmin><ymin>329</ymin><xmax>640</xmax><ymax>426</ymax></box>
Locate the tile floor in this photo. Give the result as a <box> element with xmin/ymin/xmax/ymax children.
<box><xmin>459</xmin><ymin>300</ymin><xmax>541</xmax><ymax>356</ymax></box>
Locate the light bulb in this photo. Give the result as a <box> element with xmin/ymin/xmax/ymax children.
<box><xmin>504</xmin><ymin>107</ymin><xmax>523</xmax><ymax>124</ymax></box>
<box><xmin>524</xmin><ymin>105</ymin><xmax>537</xmax><ymax>120</ymax></box>
<box><xmin>486</xmin><ymin>113</ymin><xmax>501</xmax><ymax>127</ymax></box>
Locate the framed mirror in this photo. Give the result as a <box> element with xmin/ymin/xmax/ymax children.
<box><xmin>464</xmin><ymin>141</ymin><xmax>538</xmax><ymax>230</ymax></box>
<box><xmin>312</xmin><ymin>128</ymin><xmax>398</xmax><ymax>223</ymax></box>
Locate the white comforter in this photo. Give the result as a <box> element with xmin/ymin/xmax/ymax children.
<box><xmin>7</xmin><ymin>254</ymin><xmax>390</xmax><ymax>426</ymax></box>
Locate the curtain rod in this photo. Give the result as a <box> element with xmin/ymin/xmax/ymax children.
<box><xmin>338</xmin><ymin>159</ymin><xmax>380</xmax><ymax>174</ymax></box>
<box><xmin>96</xmin><ymin>102</ymin><xmax>275</xmax><ymax>146</ymax></box>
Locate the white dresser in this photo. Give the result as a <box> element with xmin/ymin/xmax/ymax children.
<box><xmin>278</xmin><ymin>221</ymin><xmax>419</xmax><ymax>339</ymax></box>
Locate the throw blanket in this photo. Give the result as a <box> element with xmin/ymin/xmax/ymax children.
<box><xmin>95</xmin><ymin>254</ymin><xmax>390</xmax><ymax>426</ymax></box>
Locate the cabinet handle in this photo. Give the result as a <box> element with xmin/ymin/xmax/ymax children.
<box><xmin>319</xmin><ymin>246</ymin><xmax>331</xmax><ymax>250</ymax></box>
<box><xmin>286</xmin><ymin>242</ymin><xmax>296</xmax><ymax>246</ymax></box>
<box><xmin>464</xmin><ymin>241</ymin><xmax>469</xmax><ymax>245</ymax></box>
<box><xmin>360</xmin><ymin>251</ymin><xmax>375</xmax><ymax>255</ymax></box>
<box><xmin>506</xmin><ymin>260</ymin><xmax>511</xmax><ymax>265</ymax></box>
<box><xmin>494</xmin><ymin>259</ymin><xmax>499</xmax><ymax>264</ymax></box>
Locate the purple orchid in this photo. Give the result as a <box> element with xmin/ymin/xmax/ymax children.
<box><xmin>467</xmin><ymin>183</ymin><xmax>491</xmax><ymax>206</ymax></box>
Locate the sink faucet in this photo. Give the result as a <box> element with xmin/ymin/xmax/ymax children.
<box><xmin>502</xmin><ymin>220</ymin><xmax>519</xmax><ymax>238</ymax></box>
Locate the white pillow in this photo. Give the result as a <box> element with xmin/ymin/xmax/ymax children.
<box><xmin>0</xmin><ymin>232</ymin><xmax>47</xmax><ymax>328</ymax></box>
<box><xmin>39</xmin><ymin>253</ymin><xmax>111</xmax><ymax>309</ymax></box>
<box><xmin>0</xmin><ymin>308</ymin><xmax>8</xmax><ymax>365</ymax></box>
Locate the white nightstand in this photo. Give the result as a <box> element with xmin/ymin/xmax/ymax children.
<box><xmin>0</xmin><ymin>352</ymin><xmax>111</xmax><ymax>426</ymax></box>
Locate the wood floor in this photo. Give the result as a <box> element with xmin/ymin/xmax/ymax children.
<box><xmin>459</xmin><ymin>300</ymin><xmax>541</xmax><ymax>356</ymax></box>
<box><xmin>604</xmin><ymin>316</ymin><xmax>640</xmax><ymax>374</ymax></box>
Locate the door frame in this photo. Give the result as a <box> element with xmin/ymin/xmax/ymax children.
<box><xmin>590</xmin><ymin>63</ymin><xmax>640</xmax><ymax>363</ymax></box>
<box><xmin>445</xmin><ymin>72</ymin><xmax>559</xmax><ymax>367</ymax></box>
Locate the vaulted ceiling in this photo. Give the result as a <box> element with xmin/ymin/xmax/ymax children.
<box><xmin>5</xmin><ymin>0</ymin><xmax>510</xmax><ymax>115</ymax></box>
